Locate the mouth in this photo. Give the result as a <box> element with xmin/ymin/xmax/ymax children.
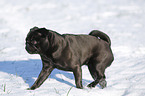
<box><xmin>25</xmin><ymin>43</ymin><xmax>38</xmax><ymax>54</ymax></box>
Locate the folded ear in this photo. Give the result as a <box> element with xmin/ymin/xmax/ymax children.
<box><xmin>38</xmin><ymin>28</ymin><xmax>48</xmax><ymax>37</ymax></box>
<box><xmin>30</xmin><ymin>26</ymin><xmax>39</xmax><ymax>32</ymax></box>
<box><xmin>30</xmin><ymin>27</ymin><xmax>50</xmax><ymax>38</ymax></box>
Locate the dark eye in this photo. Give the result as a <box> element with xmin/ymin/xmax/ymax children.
<box><xmin>32</xmin><ymin>40</ymin><xmax>37</xmax><ymax>45</ymax></box>
<box><xmin>31</xmin><ymin>37</ymin><xmax>37</xmax><ymax>45</ymax></box>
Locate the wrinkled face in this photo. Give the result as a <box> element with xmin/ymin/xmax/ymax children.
<box><xmin>25</xmin><ymin>27</ymin><xmax>49</xmax><ymax>54</ymax></box>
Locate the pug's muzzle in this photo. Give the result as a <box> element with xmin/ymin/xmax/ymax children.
<box><xmin>25</xmin><ymin>42</ymin><xmax>38</xmax><ymax>54</ymax></box>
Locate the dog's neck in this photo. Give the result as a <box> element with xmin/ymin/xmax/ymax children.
<box><xmin>45</xmin><ymin>31</ymin><xmax>66</xmax><ymax>59</ymax></box>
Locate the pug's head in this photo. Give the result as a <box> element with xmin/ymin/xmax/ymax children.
<box><xmin>25</xmin><ymin>27</ymin><xmax>50</xmax><ymax>54</ymax></box>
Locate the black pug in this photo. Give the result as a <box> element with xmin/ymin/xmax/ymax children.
<box><xmin>25</xmin><ymin>27</ymin><xmax>114</xmax><ymax>90</ymax></box>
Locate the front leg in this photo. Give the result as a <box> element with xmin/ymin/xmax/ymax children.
<box><xmin>73</xmin><ymin>66</ymin><xmax>83</xmax><ymax>89</ymax></box>
<box><xmin>28</xmin><ymin>65</ymin><xmax>54</xmax><ymax>90</ymax></box>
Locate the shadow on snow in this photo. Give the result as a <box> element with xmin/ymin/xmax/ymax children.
<box><xmin>0</xmin><ymin>59</ymin><xmax>91</xmax><ymax>88</ymax></box>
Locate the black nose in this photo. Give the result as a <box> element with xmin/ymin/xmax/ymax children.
<box><xmin>25</xmin><ymin>42</ymin><xmax>32</xmax><ymax>50</ymax></box>
<box><xmin>26</xmin><ymin>41</ymin><xmax>30</xmax><ymax>44</ymax></box>
<box><xmin>25</xmin><ymin>44</ymin><xmax>30</xmax><ymax>51</ymax></box>
<box><xmin>25</xmin><ymin>44</ymin><xmax>33</xmax><ymax>54</ymax></box>
<box><xmin>26</xmin><ymin>41</ymin><xmax>33</xmax><ymax>48</ymax></box>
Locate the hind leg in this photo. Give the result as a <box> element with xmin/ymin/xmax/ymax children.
<box><xmin>87</xmin><ymin>62</ymin><xmax>107</xmax><ymax>89</ymax></box>
<box><xmin>87</xmin><ymin>45</ymin><xmax>114</xmax><ymax>89</ymax></box>
<box><xmin>87</xmin><ymin>63</ymin><xmax>99</xmax><ymax>88</ymax></box>
<box><xmin>87</xmin><ymin>53</ymin><xmax>113</xmax><ymax>89</ymax></box>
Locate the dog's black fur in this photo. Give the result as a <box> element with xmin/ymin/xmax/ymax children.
<box><xmin>25</xmin><ymin>27</ymin><xmax>114</xmax><ymax>90</ymax></box>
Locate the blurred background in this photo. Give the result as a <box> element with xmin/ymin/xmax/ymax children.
<box><xmin>0</xmin><ymin>0</ymin><xmax>145</xmax><ymax>59</ymax></box>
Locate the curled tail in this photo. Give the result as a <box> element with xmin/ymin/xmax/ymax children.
<box><xmin>89</xmin><ymin>30</ymin><xmax>111</xmax><ymax>46</ymax></box>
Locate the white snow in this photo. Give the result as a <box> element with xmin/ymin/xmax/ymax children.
<box><xmin>0</xmin><ymin>0</ymin><xmax>145</xmax><ymax>96</ymax></box>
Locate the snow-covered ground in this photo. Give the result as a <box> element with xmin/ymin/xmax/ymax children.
<box><xmin>0</xmin><ymin>0</ymin><xmax>145</xmax><ymax>96</ymax></box>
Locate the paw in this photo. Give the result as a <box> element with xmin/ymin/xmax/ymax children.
<box><xmin>27</xmin><ymin>88</ymin><xmax>32</xmax><ymax>90</ymax></box>
<box><xmin>76</xmin><ymin>84</ymin><xmax>83</xmax><ymax>89</ymax></box>
<box><xmin>87</xmin><ymin>81</ymin><xmax>97</xmax><ymax>88</ymax></box>
<box><xmin>99</xmin><ymin>79</ymin><xmax>107</xmax><ymax>89</ymax></box>
<box><xmin>76</xmin><ymin>86</ymin><xmax>83</xmax><ymax>89</ymax></box>
<box><xmin>26</xmin><ymin>86</ymin><xmax>36</xmax><ymax>90</ymax></box>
